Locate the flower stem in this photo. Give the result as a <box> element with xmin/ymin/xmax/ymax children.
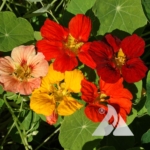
<box><xmin>3</xmin><ymin>95</ymin><xmax>30</xmax><ymax>150</ymax></box>
<box><xmin>35</xmin><ymin>127</ymin><xmax>60</xmax><ymax>150</ymax></box>
<box><xmin>0</xmin><ymin>0</ymin><xmax>7</xmax><ymax>11</ymax></box>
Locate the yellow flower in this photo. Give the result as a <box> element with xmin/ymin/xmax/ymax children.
<box><xmin>30</xmin><ymin>63</ymin><xmax>84</xmax><ymax>116</ymax></box>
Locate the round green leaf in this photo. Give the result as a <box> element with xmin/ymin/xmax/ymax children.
<box><xmin>92</xmin><ymin>0</ymin><xmax>147</xmax><ymax>36</ymax></box>
<box><xmin>59</xmin><ymin>107</ymin><xmax>102</xmax><ymax>150</ymax></box>
<box><xmin>0</xmin><ymin>11</ymin><xmax>34</xmax><ymax>52</ymax></box>
<box><xmin>142</xmin><ymin>0</ymin><xmax>150</xmax><ymax>21</ymax></box>
<box><xmin>65</xmin><ymin>0</ymin><xmax>96</xmax><ymax>14</ymax></box>
<box><xmin>141</xmin><ymin>129</ymin><xmax>150</xmax><ymax>144</ymax></box>
<box><xmin>61</xmin><ymin>0</ymin><xmax>96</xmax><ymax>26</ymax></box>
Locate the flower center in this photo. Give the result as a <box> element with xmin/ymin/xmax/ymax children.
<box><xmin>114</xmin><ymin>48</ymin><xmax>126</xmax><ymax>69</ymax></box>
<box><xmin>94</xmin><ymin>93</ymin><xmax>109</xmax><ymax>103</ymax></box>
<box><xmin>50</xmin><ymin>82</ymin><xmax>70</xmax><ymax>104</ymax></box>
<box><xmin>99</xmin><ymin>93</ymin><xmax>110</xmax><ymax>102</ymax></box>
<box><xmin>64</xmin><ymin>34</ymin><xmax>84</xmax><ymax>55</ymax></box>
<box><xmin>14</xmin><ymin>63</ymin><xmax>32</xmax><ymax>81</ymax></box>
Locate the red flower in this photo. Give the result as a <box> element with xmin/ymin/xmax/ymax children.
<box><xmin>81</xmin><ymin>78</ymin><xmax>132</xmax><ymax>124</ymax></box>
<box><xmin>89</xmin><ymin>34</ymin><xmax>148</xmax><ymax>83</ymax></box>
<box><xmin>36</xmin><ymin>14</ymin><xmax>96</xmax><ymax>72</ymax></box>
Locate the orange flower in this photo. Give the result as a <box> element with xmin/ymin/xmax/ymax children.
<box><xmin>81</xmin><ymin>78</ymin><xmax>133</xmax><ymax>124</ymax></box>
<box><xmin>0</xmin><ymin>45</ymin><xmax>49</xmax><ymax>95</ymax></box>
<box><xmin>30</xmin><ymin>63</ymin><xmax>84</xmax><ymax>123</ymax></box>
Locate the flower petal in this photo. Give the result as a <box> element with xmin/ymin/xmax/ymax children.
<box><xmin>65</xmin><ymin>69</ymin><xmax>84</xmax><ymax>93</ymax></box>
<box><xmin>40</xmin><ymin>19</ymin><xmax>68</xmax><ymax>41</ymax></box>
<box><xmin>84</xmin><ymin>103</ymin><xmax>108</xmax><ymax>122</ymax></box>
<box><xmin>29</xmin><ymin>52</ymin><xmax>49</xmax><ymax>77</ymax></box>
<box><xmin>69</xmin><ymin>14</ymin><xmax>91</xmax><ymax>42</ymax></box>
<box><xmin>0</xmin><ymin>57</ymin><xmax>14</xmax><ymax>75</ymax></box>
<box><xmin>89</xmin><ymin>41</ymin><xmax>121</xmax><ymax>83</ymax></box>
<box><xmin>57</xmin><ymin>96</ymin><xmax>83</xmax><ymax>116</ymax></box>
<box><xmin>0</xmin><ymin>75</ymin><xmax>20</xmax><ymax>93</ymax></box>
<box><xmin>11</xmin><ymin>45</ymin><xmax>35</xmax><ymax>64</ymax></box>
<box><xmin>36</xmin><ymin>39</ymin><xmax>62</xmax><ymax>60</ymax></box>
<box><xmin>89</xmin><ymin>41</ymin><xmax>114</xmax><ymax>65</ymax></box>
<box><xmin>30</xmin><ymin>89</ymin><xmax>55</xmax><ymax>116</ymax></box>
<box><xmin>109</xmin><ymin>96</ymin><xmax>132</xmax><ymax>115</ymax></box>
<box><xmin>17</xmin><ymin>78</ymin><xmax>42</xmax><ymax>95</ymax></box>
<box><xmin>31</xmin><ymin>59</ymin><xmax>49</xmax><ymax>78</ymax></box>
<box><xmin>105</xmin><ymin>34</ymin><xmax>121</xmax><ymax>52</ymax></box>
<box><xmin>42</xmin><ymin>63</ymin><xmax>64</xmax><ymax>84</ymax></box>
<box><xmin>0</xmin><ymin>75</ymin><xmax>42</xmax><ymax>95</ymax></box>
<box><xmin>53</xmin><ymin>53</ymin><xmax>78</xmax><ymax>72</ymax></box>
<box><xmin>97</xmin><ymin>65</ymin><xmax>121</xmax><ymax>83</ymax></box>
<box><xmin>121</xmin><ymin>34</ymin><xmax>145</xmax><ymax>58</ymax></box>
<box><xmin>78</xmin><ymin>43</ymin><xmax>96</xmax><ymax>69</ymax></box>
<box><xmin>100</xmin><ymin>78</ymin><xmax>124</xmax><ymax>96</ymax></box>
<box><xmin>46</xmin><ymin>111</ymin><xmax>58</xmax><ymax>125</ymax></box>
<box><xmin>122</xmin><ymin>58</ymin><xmax>148</xmax><ymax>83</ymax></box>
<box><xmin>81</xmin><ymin>79</ymin><xmax>98</xmax><ymax>103</ymax></box>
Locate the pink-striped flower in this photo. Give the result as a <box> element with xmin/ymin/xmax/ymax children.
<box><xmin>0</xmin><ymin>45</ymin><xmax>49</xmax><ymax>95</ymax></box>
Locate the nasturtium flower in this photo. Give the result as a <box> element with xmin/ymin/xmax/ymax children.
<box><xmin>36</xmin><ymin>14</ymin><xmax>96</xmax><ymax>72</ymax></box>
<box><xmin>30</xmin><ymin>63</ymin><xmax>84</xmax><ymax>124</ymax></box>
<box><xmin>0</xmin><ymin>45</ymin><xmax>49</xmax><ymax>95</ymax></box>
<box><xmin>81</xmin><ymin>78</ymin><xmax>133</xmax><ymax>124</ymax></box>
<box><xmin>89</xmin><ymin>34</ymin><xmax>148</xmax><ymax>83</ymax></box>
<box><xmin>46</xmin><ymin>111</ymin><xmax>58</xmax><ymax>125</ymax></box>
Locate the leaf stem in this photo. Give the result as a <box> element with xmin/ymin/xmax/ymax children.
<box><xmin>142</xmin><ymin>31</ymin><xmax>150</xmax><ymax>37</ymax></box>
<box><xmin>1</xmin><ymin>122</ymin><xmax>15</xmax><ymax>146</ymax></box>
<box><xmin>0</xmin><ymin>0</ymin><xmax>7</xmax><ymax>11</ymax></box>
<box><xmin>35</xmin><ymin>127</ymin><xmax>60</xmax><ymax>150</ymax></box>
<box><xmin>40</xmin><ymin>0</ymin><xmax>59</xmax><ymax>23</ymax></box>
<box><xmin>55</xmin><ymin>0</ymin><xmax>63</xmax><ymax>12</ymax></box>
<box><xmin>46</xmin><ymin>10</ymin><xmax>59</xmax><ymax>23</ymax></box>
<box><xmin>3</xmin><ymin>95</ymin><xmax>30</xmax><ymax>150</ymax></box>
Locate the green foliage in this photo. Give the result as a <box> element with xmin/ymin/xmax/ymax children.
<box><xmin>127</xmin><ymin>108</ymin><xmax>137</xmax><ymax>125</ymax></box>
<box><xmin>141</xmin><ymin>129</ymin><xmax>150</xmax><ymax>144</ymax></box>
<box><xmin>0</xmin><ymin>11</ymin><xmax>34</xmax><ymax>52</ymax></box>
<box><xmin>142</xmin><ymin>0</ymin><xmax>150</xmax><ymax>21</ymax></box>
<box><xmin>20</xmin><ymin>110</ymin><xmax>40</xmax><ymax>131</ymax></box>
<box><xmin>61</xmin><ymin>0</ymin><xmax>96</xmax><ymax>26</ymax></box>
<box><xmin>59</xmin><ymin>107</ymin><xmax>102</xmax><ymax>150</ymax></box>
<box><xmin>65</xmin><ymin>0</ymin><xmax>96</xmax><ymax>14</ymax></box>
<box><xmin>34</xmin><ymin>31</ymin><xmax>42</xmax><ymax>41</ymax></box>
<box><xmin>0</xmin><ymin>0</ymin><xmax>150</xmax><ymax>150</ymax></box>
<box><xmin>92</xmin><ymin>0</ymin><xmax>147</xmax><ymax>37</ymax></box>
<box><xmin>124</xmin><ymin>80</ymin><xmax>143</xmax><ymax>104</ymax></box>
<box><xmin>145</xmin><ymin>71</ymin><xmax>150</xmax><ymax>115</ymax></box>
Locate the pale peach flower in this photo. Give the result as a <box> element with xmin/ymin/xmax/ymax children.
<box><xmin>0</xmin><ymin>45</ymin><xmax>49</xmax><ymax>95</ymax></box>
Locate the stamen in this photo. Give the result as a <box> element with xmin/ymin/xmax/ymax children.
<box><xmin>114</xmin><ymin>48</ymin><xmax>126</xmax><ymax>68</ymax></box>
<box><xmin>14</xmin><ymin>64</ymin><xmax>32</xmax><ymax>81</ymax></box>
<box><xmin>64</xmin><ymin>34</ymin><xmax>84</xmax><ymax>54</ymax></box>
